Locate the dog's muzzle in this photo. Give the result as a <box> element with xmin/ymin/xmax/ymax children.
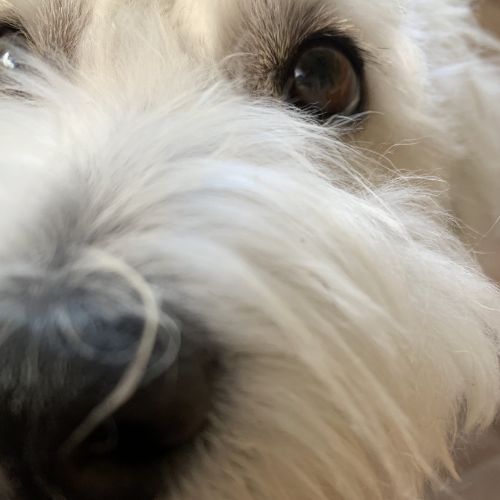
<box><xmin>0</xmin><ymin>280</ymin><xmax>216</xmax><ymax>500</ymax></box>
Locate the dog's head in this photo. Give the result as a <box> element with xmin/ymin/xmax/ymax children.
<box><xmin>0</xmin><ymin>1</ymin><xmax>499</xmax><ymax>499</ymax></box>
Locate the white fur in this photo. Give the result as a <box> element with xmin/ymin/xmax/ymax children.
<box><xmin>0</xmin><ymin>1</ymin><xmax>500</xmax><ymax>499</ymax></box>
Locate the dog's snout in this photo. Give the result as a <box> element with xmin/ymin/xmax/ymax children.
<box><xmin>59</xmin><ymin>321</ymin><xmax>216</xmax><ymax>500</ymax></box>
<box><xmin>0</xmin><ymin>290</ymin><xmax>216</xmax><ymax>500</ymax></box>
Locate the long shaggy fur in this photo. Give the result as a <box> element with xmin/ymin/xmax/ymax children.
<box><xmin>0</xmin><ymin>1</ymin><xmax>500</xmax><ymax>499</ymax></box>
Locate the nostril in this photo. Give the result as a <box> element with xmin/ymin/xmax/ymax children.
<box><xmin>76</xmin><ymin>360</ymin><xmax>213</xmax><ymax>462</ymax></box>
<box><xmin>62</xmin><ymin>415</ymin><xmax>169</xmax><ymax>500</ymax></box>
<box><xmin>59</xmin><ymin>369</ymin><xmax>214</xmax><ymax>500</ymax></box>
<box><xmin>82</xmin><ymin>419</ymin><xmax>119</xmax><ymax>457</ymax></box>
<box><xmin>78</xmin><ymin>415</ymin><xmax>174</xmax><ymax>464</ymax></box>
<box><xmin>0</xmin><ymin>290</ymin><xmax>217</xmax><ymax>500</ymax></box>
<box><xmin>113</xmin><ymin>339</ymin><xmax>215</xmax><ymax>448</ymax></box>
<box><xmin>55</xmin><ymin>321</ymin><xmax>216</xmax><ymax>500</ymax></box>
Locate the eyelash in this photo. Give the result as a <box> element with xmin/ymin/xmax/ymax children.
<box><xmin>0</xmin><ymin>21</ymin><xmax>22</xmax><ymax>39</ymax></box>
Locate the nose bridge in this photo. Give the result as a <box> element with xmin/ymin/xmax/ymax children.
<box><xmin>77</xmin><ymin>3</ymin><xmax>205</xmax><ymax>102</ymax></box>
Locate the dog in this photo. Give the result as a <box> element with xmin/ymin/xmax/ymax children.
<box><xmin>0</xmin><ymin>0</ymin><xmax>499</xmax><ymax>499</ymax></box>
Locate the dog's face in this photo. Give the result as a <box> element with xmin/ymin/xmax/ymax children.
<box><xmin>0</xmin><ymin>1</ymin><xmax>499</xmax><ymax>500</ymax></box>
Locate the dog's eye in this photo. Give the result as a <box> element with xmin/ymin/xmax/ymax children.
<box><xmin>0</xmin><ymin>22</ymin><xmax>23</xmax><ymax>70</ymax></box>
<box><xmin>284</xmin><ymin>38</ymin><xmax>363</xmax><ymax>119</ymax></box>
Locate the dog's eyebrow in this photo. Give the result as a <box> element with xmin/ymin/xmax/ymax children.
<box><xmin>223</xmin><ymin>0</ymin><xmax>365</xmax><ymax>96</ymax></box>
<box><xmin>0</xmin><ymin>0</ymin><xmax>90</xmax><ymax>60</ymax></box>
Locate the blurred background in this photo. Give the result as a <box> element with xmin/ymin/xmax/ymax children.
<box><xmin>481</xmin><ymin>0</ymin><xmax>500</xmax><ymax>36</ymax></box>
<box><xmin>433</xmin><ymin>2</ymin><xmax>500</xmax><ymax>499</ymax></box>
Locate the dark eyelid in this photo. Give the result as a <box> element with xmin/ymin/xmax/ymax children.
<box><xmin>0</xmin><ymin>21</ymin><xmax>23</xmax><ymax>39</ymax></box>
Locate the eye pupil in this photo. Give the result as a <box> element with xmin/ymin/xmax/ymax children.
<box><xmin>295</xmin><ymin>49</ymin><xmax>340</xmax><ymax>86</ymax></box>
<box><xmin>286</xmin><ymin>44</ymin><xmax>362</xmax><ymax>119</ymax></box>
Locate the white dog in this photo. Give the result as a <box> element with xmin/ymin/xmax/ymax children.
<box><xmin>0</xmin><ymin>1</ymin><xmax>499</xmax><ymax>499</ymax></box>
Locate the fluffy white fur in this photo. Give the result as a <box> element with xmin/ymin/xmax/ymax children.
<box><xmin>0</xmin><ymin>0</ymin><xmax>500</xmax><ymax>499</ymax></box>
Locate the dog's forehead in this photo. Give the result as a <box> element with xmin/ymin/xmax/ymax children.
<box><xmin>171</xmin><ymin>0</ymin><xmax>355</xmax><ymax>49</ymax></box>
<box><xmin>0</xmin><ymin>0</ymin><xmax>365</xmax><ymax>60</ymax></box>
<box><xmin>0</xmin><ymin>0</ymin><xmax>373</xmax><ymax>98</ymax></box>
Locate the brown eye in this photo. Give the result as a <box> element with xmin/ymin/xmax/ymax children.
<box><xmin>284</xmin><ymin>39</ymin><xmax>363</xmax><ymax>119</ymax></box>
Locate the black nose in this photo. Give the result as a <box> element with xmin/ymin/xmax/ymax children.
<box><xmin>0</xmin><ymin>300</ymin><xmax>216</xmax><ymax>500</ymax></box>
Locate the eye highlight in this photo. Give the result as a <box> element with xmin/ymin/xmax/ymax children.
<box><xmin>0</xmin><ymin>50</ymin><xmax>15</xmax><ymax>70</ymax></box>
<box><xmin>283</xmin><ymin>36</ymin><xmax>364</xmax><ymax>119</ymax></box>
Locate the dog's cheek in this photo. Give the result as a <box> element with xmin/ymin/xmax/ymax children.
<box><xmin>127</xmin><ymin>169</ymin><xmax>500</xmax><ymax>500</ymax></box>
